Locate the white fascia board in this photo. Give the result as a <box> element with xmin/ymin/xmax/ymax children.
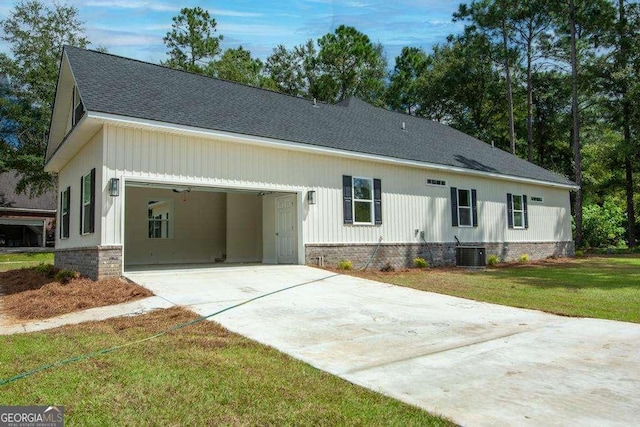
<box><xmin>89</xmin><ymin>111</ymin><xmax>580</xmax><ymax>191</ymax></box>
<box><xmin>122</xmin><ymin>175</ymin><xmax>303</xmax><ymax>194</ymax></box>
<box><xmin>44</xmin><ymin>114</ymin><xmax>100</xmax><ymax>173</ymax></box>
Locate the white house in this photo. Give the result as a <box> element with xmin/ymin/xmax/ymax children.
<box><xmin>45</xmin><ymin>47</ymin><xmax>577</xmax><ymax>280</ymax></box>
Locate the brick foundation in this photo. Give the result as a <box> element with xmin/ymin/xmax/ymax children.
<box><xmin>305</xmin><ymin>241</ymin><xmax>575</xmax><ymax>269</ymax></box>
<box><xmin>55</xmin><ymin>245</ymin><xmax>122</xmax><ymax>280</ymax></box>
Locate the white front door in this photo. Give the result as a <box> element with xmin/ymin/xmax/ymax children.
<box><xmin>276</xmin><ymin>195</ymin><xmax>296</xmax><ymax>264</ymax></box>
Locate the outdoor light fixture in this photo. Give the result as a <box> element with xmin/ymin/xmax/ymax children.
<box><xmin>109</xmin><ymin>177</ymin><xmax>120</xmax><ymax>197</ymax></box>
<box><xmin>308</xmin><ymin>190</ymin><xmax>316</xmax><ymax>205</ymax></box>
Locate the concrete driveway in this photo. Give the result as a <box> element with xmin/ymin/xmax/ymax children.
<box><xmin>126</xmin><ymin>265</ymin><xmax>640</xmax><ymax>426</ymax></box>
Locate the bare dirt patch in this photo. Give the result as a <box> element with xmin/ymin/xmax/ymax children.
<box><xmin>0</xmin><ymin>268</ymin><xmax>153</xmax><ymax>321</ymax></box>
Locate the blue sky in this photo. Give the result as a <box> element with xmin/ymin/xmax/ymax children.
<box><xmin>0</xmin><ymin>1</ymin><xmax>464</xmax><ymax>66</ymax></box>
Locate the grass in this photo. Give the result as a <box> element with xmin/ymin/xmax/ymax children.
<box><xmin>0</xmin><ymin>308</ymin><xmax>451</xmax><ymax>426</ymax></box>
<box><xmin>353</xmin><ymin>255</ymin><xmax>640</xmax><ymax>323</ymax></box>
<box><xmin>0</xmin><ymin>252</ymin><xmax>54</xmax><ymax>271</ymax></box>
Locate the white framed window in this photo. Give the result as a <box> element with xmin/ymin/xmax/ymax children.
<box><xmin>457</xmin><ymin>188</ymin><xmax>473</xmax><ymax>227</ymax></box>
<box><xmin>342</xmin><ymin>175</ymin><xmax>381</xmax><ymax>225</ymax></box>
<box><xmin>352</xmin><ymin>177</ymin><xmax>374</xmax><ymax>224</ymax></box>
<box><xmin>147</xmin><ymin>199</ymin><xmax>173</xmax><ymax>239</ymax></box>
<box><xmin>427</xmin><ymin>178</ymin><xmax>446</xmax><ymax>187</ymax></box>
<box><xmin>80</xmin><ymin>169</ymin><xmax>95</xmax><ymax>235</ymax></box>
<box><xmin>512</xmin><ymin>194</ymin><xmax>525</xmax><ymax>229</ymax></box>
<box><xmin>60</xmin><ymin>187</ymin><xmax>70</xmax><ymax>239</ymax></box>
<box><xmin>507</xmin><ymin>193</ymin><xmax>528</xmax><ymax>229</ymax></box>
<box><xmin>451</xmin><ymin>187</ymin><xmax>477</xmax><ymax>227</ymax></box>
<box><xmin>72</xmin><ymin>85</ymin><xmax>84</xmax><ymax>126</ymax></box>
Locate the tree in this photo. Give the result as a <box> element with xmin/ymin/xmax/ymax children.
<box><xmin>530</xmin><ymin>70</ymin><xmax>572</xmax><ymax>173</ymax></box>
<box><xmin>609</xmin><ymin>0</ymin><xmax>639</xmax><ymax>247</ymax></box>
<box><xmin>265</xmin><ymin>40</ymin><xmax>317</xmax><ymax>97</ymax></box>
<box><xmin>455</xmin><ymin>0</ymin><xmax>518</xmax><ymax>154</ymax></box>
<box><xmin>316</xmin><ymin>25</ymin><xmax>387</xmax><ymax>104</ymax></box>
<box><xmin>0</xmin><ymin>0</ymin><xmax>89</xmax><ymax>195</ymax></box>
<box><xmin>417</xmin><ymin>34</ymin><xmax>507</xmax><ymax>147</ymax></box>
<box><xmin>210</xmin><ymin>47</ymin><xmax>265</xmax><ymax>87</ymax></box>
<box><xmin>510</xmin><ymin>0</ymin><xmax>555</xmax><ymax>162</ymax></box>
<box><xmin>544</xmin><ymin>0</ymin><xmax>616</xmax><ymax>247</ymax></box>
<box><xmin>569</xmin><ymin>0</ymin><xmax>584</xmax><ymax>247</ymax></box>
<box><xmin>163</xmin><ymin>7</ymin><xmax>222</xmax><ymax>74</ymax></box>
<box><xmin>386</xmin><ymin>47</ymin><xmax>430</xmax><ymax>115</ymax></box>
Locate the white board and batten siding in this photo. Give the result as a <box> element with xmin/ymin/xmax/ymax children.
<box><xmin>98</xmin><ymin>123</ymin><xmax>572</xmax><ymax>247</ymax></box>
<box><xmin>56</xmin><ymin>129</ymin><xmax>103</xmax><ymax>249</ymax></box>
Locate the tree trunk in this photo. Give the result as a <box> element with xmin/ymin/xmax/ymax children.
<box><xmin>526</xmin><ymin>32</ymin><xmax>534</xmax><ymax>162</ymax></box>
<box><xmin>619</xmin><ymin>0</ymin><xmax>637</xmax><ymax>247</ymax></box>
<box><xmin>625</xmin><ymin>157</ymin><xmax>637</xmax><ymax>247</ymax></box>
<box><xmin>536</xmin><ymin>117</ymin><xmax>546</xmax><ymax>166</ymax></box>
<box><xmin>502</xmin><ymin>21</ymin><xmax>516</xmax><ymax>155</ymax></box>
<box><xmin>570</xmin><ymin>0</ymin><xmax>583</xmax><ymax>248</ymax></box>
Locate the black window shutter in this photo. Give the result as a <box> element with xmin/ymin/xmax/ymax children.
<box><xmin>80</xmin><ymin>176</ymin><xmax>84</xmax><ymax>234</ymax></box>
<box><xmin>450</xmin><ymin>187</ymin><xmax>458</xmax><ymax>227</ymax></box>
<box><xmin>343</xmin><ymin>175</ymin><xmax>353</xmax><ymax>224</ymax></box>
<box><xmin>523</xmin><ymin>195</ymin><xmax>528</xmax><ymax>229</ymax></box>
<box><xmin>63</xmin><ymin>187</ymin><xmax>70</xmax><ymax>238</ymax></box>
<box><xmin>507</xmin><ymin>193</ymin><xmax>513</xmax><ymax>229</ymax></box>
<box><xmin>373</xmin><ymin>178</ymin><xmax>382</xmax><ymax>225</ymax></box>
<box><xmin>65</xmin><ymin>187</ymin><xmax>70</xmax><ymax>238</ymax></box>
<box><xmin>89</xmin><ymin>168</ymin><xmax>96</xmax><ymax>233</ymax></box>
<box><xmin>60</xmin><ymin>191</ymin><xmax>64</xmax><ymax>239</ymax></box>
<box><xmin>472</xmin><ymin>189</ymin><xmax>478</xmax><ymax>227</ymax></box>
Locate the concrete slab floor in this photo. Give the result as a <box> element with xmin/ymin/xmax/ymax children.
<box><xmin>126</xmin><ymin>265</ymin><xmax>640</xmax><ymax>426</ymax></box>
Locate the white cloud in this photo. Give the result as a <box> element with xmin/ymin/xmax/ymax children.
<box><xmin>217</xmin><ymin>23</ymin><xmax>298</xmax><ymax>39</ymax></box>
<box><xmin>140</xmin><ymin>24</ymin><xmax>173</xmax><ymax>32</ymax></box>
<box><xmin>82</xmin><ymin>1</ymin><xmax>178</xmax><ymax>12</ymax></box>
<box><xmin>87</xmin><ymin>28</ymin><xmax>161</xmax><ymax>47</ymax></box>
<box><xmin>209</xmin><ymin>9</ymin><xmax>263</xmax><ymax>18</ymax></box>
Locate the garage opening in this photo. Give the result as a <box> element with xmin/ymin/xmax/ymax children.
<box><xmin>123</xmin><ymin>182</ymin><xmax>298</xmax><ymax>270</ymax></box>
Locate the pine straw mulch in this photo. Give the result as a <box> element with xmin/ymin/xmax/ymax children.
<box><xmin>0</xmin><ymin>267</ymin><xmax>153</xmax><ymax>321</ymax></box>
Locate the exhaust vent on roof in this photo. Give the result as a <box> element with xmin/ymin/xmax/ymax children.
<box><xmin>401</xmin><ymin>121</ymin><xmax>406</xmax><ymax>131</ymax></box>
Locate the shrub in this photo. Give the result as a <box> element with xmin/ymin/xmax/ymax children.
<box><xmin>581</xmin><ymin>198</ymin><xmax>626</xmax><ymax>248</ymax></box>
<box><xmin>519</xmin><ymin>254</ymin><xmax>529</xmax><ymax>263</ymax></box>
<box><xmin>412</xmin><ymin>257</ymin><xmax>428</xmax><ymax>268</ymax></box>
<box><xmin>380</xmin><ymin>262</ymin><xmax>395</xmax><ymax>272</ymax></box>
<box><xmin>337</xmin><ymin>260</ymin><xmax>353</xmax><ymax>270</ymax></box>
<box><xmin>486</xmin><ymin>254</ymin><xmax>499</xmax><ymax>266</ymax></box>
<box><xmin>35</xmin><ymin>263</ymin><xmax>57</xmax><ymax>278</ymax></box>
<box><xmin>575</xmin><ymin>249</ymin><xmax>585</xmax><ymax>258</ymax></box>
<box><xmin>54</xmin><ymin>269</ymin><xmax>79</xmax><ymax>284</ymax></box>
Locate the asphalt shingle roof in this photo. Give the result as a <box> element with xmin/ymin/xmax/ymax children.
<box><xmin>0</xmin><ymin>171</ymin><xmax>56</xmax><ymax>211</ymax></box>
<box><xmin>64</xmin><ymin>46</ymin><xmax>575</xmax><ymax>187</ymax></box>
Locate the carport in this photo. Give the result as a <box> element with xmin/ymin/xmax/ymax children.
<box><xmin>122</xmin><ymin>181</ymin><xmax>302</xmax><ymax>271</ymax></box>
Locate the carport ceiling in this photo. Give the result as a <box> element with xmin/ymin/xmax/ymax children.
<box><xmin>126</xmin><ymin>181</ymin><xmax>275</xmax><ymax>196</ymax></box>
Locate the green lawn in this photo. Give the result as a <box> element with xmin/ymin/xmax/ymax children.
<box><xmin>0</xmin><ymin>308</ymin><xmax>451</xmax><ymax>426</ymax></box>
<box><xmin>0</xmin><ymin>252</ymin><xmax>53</xmax><ymax>271</ymax></box>
<box><xmin>356</xmin><ymin>255</ymin><xmax>640</xmax><ymax>323</ymax></box>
